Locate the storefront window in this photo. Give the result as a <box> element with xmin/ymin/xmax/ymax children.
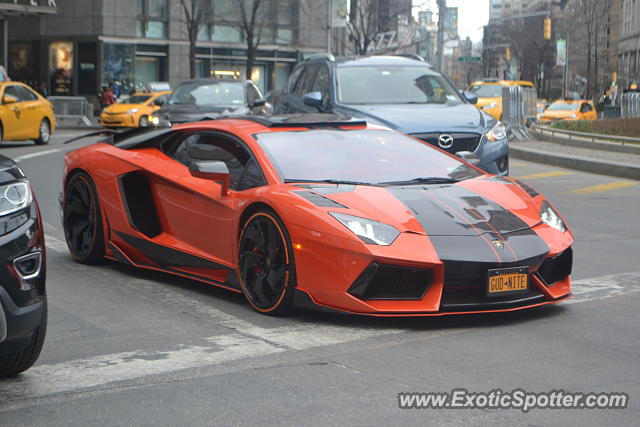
<box><xmin>49</xmin><ymin>41</ymin><xmax>73</xmax><ymax>96</ymax></box>
<box><xmin>134</xmin><ymin>56</ymin><xmax>164</xmax><ymax>90</ymax></box>
<box><xmin>103</xmin><ymin>43</ymin><xmax>134</xmax><ymax>95</ymax></box>
<box><xmin>8</xmin><ymin>43</ymin><xmax>38</xmax><ymax>84</ymax></box>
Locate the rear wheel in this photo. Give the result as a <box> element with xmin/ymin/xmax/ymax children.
<box><xmin>0</xmin><ymin>297</ymin><xmax>47</xmax><ymax>377</ymax></box>
<box><xmin>35</xmin><ymin>119</ymin><xmax>50</xmax><ymax>145</ymax></box>
<box><xmin>238</xmin><ymin>210</ymin><xmax>296</xmax><ymax>315</ymax></box>
<box><xmin>63</xmin><ymin>172</ymin><xmax>105</xmax><ymax>264</ymax></box>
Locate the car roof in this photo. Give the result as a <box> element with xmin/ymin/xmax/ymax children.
<box><xmin>332</xmin><ymin>55</ymin><xmax>431</xmax><ymax>68</ymax></box>
<box><xmin>175</xmin><ymin>78</ymin><xmax>244</xmax><ymax>86</ymax></box>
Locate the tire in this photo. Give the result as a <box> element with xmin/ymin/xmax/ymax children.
<box><xmin>138</xmin><ymin>115</ymin><xmax>149</xmax><ymax>127</ymax></box>
<box><xmin>0</xmin><ymin>297</ymin><xmax>47</xmax><ymax>377</ymax></box>
<box><xmin>238</xmin><ymin>209</ymin><xmax>296</xmax><ymax>316</ymax></box>
<box><xmin>35</xmin><ymin>119</ymin><xmax>51</xmax><ymax>145</ymax></box>
<box><xmin>63</xmin><ymin>172</ymin><xmax>105</xmax><ymax>264</ymax></box>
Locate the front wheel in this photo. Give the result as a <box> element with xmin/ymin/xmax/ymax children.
<box><xmin>0</xmin><ymin>297</ymin><xmax>47</xmax><ymax>377</ymax></box>
<box><xmin>238</xmin><ymin>210</ymin><xmax>296</xmax><ymax>315</ymax></box>
<box><xmin>138</xmin><ymin>115</ymin><xmax>149</xmax><ymax>127</ymax></box>
<box><xmin>35</xmin><ymin>119</ymin><xmax>51</xmax><ymax>145</ymax></box>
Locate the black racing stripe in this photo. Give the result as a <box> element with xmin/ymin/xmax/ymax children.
<box><xmin>115</xmin><ymin>231</ymin><xmax>231</xmax><ymax>271</ymax></box>
<box><xmin>386</xmin><ymin>186</ymin><xmax>501</xmax><ymax>264</ymax></box>
<box><xmin>293</xmin><ymin>191</ymin><xmax>348</xmax><ymax>208</ymax></box>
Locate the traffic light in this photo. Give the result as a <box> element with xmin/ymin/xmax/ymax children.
<box><xmin>543</xmin><ymin>18</ymin><xmax>552</xmax><ymax>40</ymax></box>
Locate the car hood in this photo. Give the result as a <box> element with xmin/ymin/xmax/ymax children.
<box><xmin>542</xmin><ymin>110</ymin><xmax>577</xmax><ymax>119</ymax></box>
<box><xmin>338</xmin><ymin>102</ymin><xmax>492</xmax><ymax>134</ymax></box>
<box><xmin>103</xmin><ymin>103</ymin><xmax>147</xmax><ymax>113</ymax></box>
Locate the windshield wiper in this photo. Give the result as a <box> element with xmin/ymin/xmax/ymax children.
<box><xmin>378</xmin><ymin>177</ymin><xmax>460</xmax><ymax>186</ymax></box>
<box><xmin>284</xmin><ymin>179</ymin><xmax>376</xmax><ymax>186</ymax></box>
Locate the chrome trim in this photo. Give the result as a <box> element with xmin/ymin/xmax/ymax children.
<box><xmin>13</xmin><ymin>251</ymin><xmax>42</xmax><ymax>281</ymax></box>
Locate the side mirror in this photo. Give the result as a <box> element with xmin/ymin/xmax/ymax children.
<box><xmin>455</xmin><ymin>151</ymin><xmax>481</xmax><ymax>167</ymax></box>
<box><xmin>3</xmin><ymin>95</ymin><xmax>17</xmax><ymax>105</ymax></box>
<box><xmin>250</xmin><ymin>99</ymin><xmax>266</xmax><ymax>109</ymax></box>
<box><xmin>462</xmin><ymin>91</ymin><xmax>479</xmax><ymax>105</ymax></box>
<box><xmin>302</xmin><ymin>91</ymin><xmax>323</xmax><ymax>111</ymax></box>
<box><xmin>189</xmin><ymin>160</ymin><xmax>230</xmax><ymax>196</ymax></box>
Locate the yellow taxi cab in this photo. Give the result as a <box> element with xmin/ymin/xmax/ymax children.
<box><xmin>539</xmin><ymin>100</ymin><xmax>597</xmax><ymax>123</ymax></box>
<box><xmin>0</xmin><ymin>81</ymin><xmax>55</xmax><ymax>145</ymax></box>
<box><xmin>466</xmin><ymin>80</ymin><xmax>535</xmax><ymax>120</ymax></box>
<box><xmin>536</xmin><ymin>99</ymin><xmax>550</xmax><ymax>121</ymax></box>
<box><xmin>99</xmin><ymin>91</ymin><xmax>170</xmax><ymax>128</ymax></box>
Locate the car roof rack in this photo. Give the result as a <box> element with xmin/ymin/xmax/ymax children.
<box><xmin>227</xmin><ymin>114</ymin><xmax>367</xmax><ymax>128</ymax></box>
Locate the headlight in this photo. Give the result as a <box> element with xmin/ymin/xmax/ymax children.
<box><xmin>483</xmin><ymin>102</ymin><xmax>498</xmax><ymax>110</ymax></box>
<box><xmin>540</xmin><ymin>200</ymin><xmax>566</xmax><ymax>232</ymax></box>
<box><xmin>329</xmin><ymin>212</ymin><xmax>400</xmax><ymax>245</ymax></box>
<box><xmin>568</xmin><ymin>114</ymin><xmax>577</xmax><ymax>119</ymax></box>
<box><xmin>149</xmin><ymin>114</ymin><xmax>170</xmax><ymax>127</ymax></box>
<box><xmin>0</xmin><ymin>181</ymin><xmax>32</xmax><ymax>216</ymax></box>
<box><xmin>486</xmin><ymin>122</ymin><xmax>507</xmax><ymax>142</ymax></box>
<box><xmin>125</xmin><ymin>108</ymin><xmax>139</xmax><ymax>114</ymax></box>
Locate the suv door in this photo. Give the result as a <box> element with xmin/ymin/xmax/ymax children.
<box><xmin>1</xmin><ymin>85</ymin><xmax>26</xmax><ymax>140</ymax></box>
<box><xmin>274</xmin><ymin>65</ymin><xmax>304</xmax><ymax>113</ymax></box>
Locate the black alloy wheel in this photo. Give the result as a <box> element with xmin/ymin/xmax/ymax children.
<box><xmin>238</xmin><ymin>210</ymin><xmax>295</xmax><ymax>315</ymax></box>
<box><xmin>63</xmin><ymin>172</ymin><xmax>105</xmax><ymax>264</ymax></box>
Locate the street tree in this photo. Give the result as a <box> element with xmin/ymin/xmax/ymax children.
<box><xmin>347</xmin><ymin>0</ymin><xmax>412</xmax><ymax>55</ymax></box>
<box><xmin>181</xmin><ymin>0</ymin><xmax>213</xmax><ymax>79</ymax></box>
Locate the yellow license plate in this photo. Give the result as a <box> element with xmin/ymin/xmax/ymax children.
<box><xmin>487</xmin><ymin>267</ymin><xmax>529</xmax><ymax>296</ymax></box>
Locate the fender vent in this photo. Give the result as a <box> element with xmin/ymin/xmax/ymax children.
<box><xmin>119</xmin><ymin>172</ymin><xmax>162</xmax><ymax>238</ymax></box>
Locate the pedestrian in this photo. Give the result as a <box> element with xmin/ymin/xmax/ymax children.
<box><xmin>101</xmin><ymin>85</ymin><xmax>116</xmax><ymax>109</ymax></box>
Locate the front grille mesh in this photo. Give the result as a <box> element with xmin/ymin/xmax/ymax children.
<box><xmin>411</xmin><ymin>132</ymin><xmax>482</xmax><ymax>154</ymax></box>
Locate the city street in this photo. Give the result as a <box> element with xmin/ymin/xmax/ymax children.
<box><xmin>0</xmin><ymin>131</ymin><xmax>638</xmax><ymax>425</ymax></box>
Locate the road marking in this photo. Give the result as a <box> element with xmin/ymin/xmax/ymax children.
<box><xmin>567</xmin><ymin>181</ymin><xmax>637</xmax><ymax>195</ymax></box>
<box><xmin>509</xmin><ymin>162</ymin><xmax>528</xmax><ymax>167</ymax></box>
<box><xmin>564</xmin><ymin>271</ymin><xmax>640</xmax><ymax>304</ymax></box>
<box><xmin>45</xmin><ymin>234</ymin><xmax>68</xmax><ymax>253</ymax></box>
<box><xmin>1</xmin><ymin>271</ymin><xmax>639</xmax><ymax>402</ymax></box>
<box><xmin>14</xmin><ymin>148</ymin><xmax>66</xmax><ymax>162</ymax></box>
<box><xmin>514</xmin><ymin>171</ymin><xmax>572</xmax><ymax>180</ymax></box>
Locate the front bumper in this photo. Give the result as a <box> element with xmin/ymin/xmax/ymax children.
<box><xmin>475</xmin><ymin>136</ymin><xmax>509</xmax><ymax>176</ymax></box>
<box><xmin>289</xmin><ymin>223</ymin><xmax>572</xmax><ymax>316</ymax></box>
<box><xmin>99</xmin><ymin>114</ymin><xmax>136</xmax><ymax>127</ymax></box>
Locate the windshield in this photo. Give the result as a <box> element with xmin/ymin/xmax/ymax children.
<box><xmin>168</xmin><ymin>82</ymin><xmax>244</xmax><ymax>107</ymax></box>
<box><xmin>547</xmin><ymin>102</ymin><xmax>579</xmax><ymax>111</ymax></box>
<box><xmin>468</xmin><ymin>84</ymin><xmax>506</xmax><ymax>98</ymax></box>
<box><xmin>336</xmin><ymin>66</ymin><xmax>462</xmax><ymax>105</ymax></box>
<box><xmin>256</xmin><ymin>129</ymin><xmax>481</xmax><ymax>185</ymax></box>
<box><xmin>120</xmin><ymin>95</ymin><xmax>152</xmax><ymax>104</ymax></box>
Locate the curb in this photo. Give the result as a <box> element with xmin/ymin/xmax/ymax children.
<box><xmin>509</xmin><ymin>145</ymin><xmax>640</xmax><ymax>181</ymax></box>
<box><xmin>530</xmin><ymin>128</ymin><xmax>640</xmax><ymax>155</ymax></box>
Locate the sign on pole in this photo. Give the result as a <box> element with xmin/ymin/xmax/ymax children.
<box><xmin>331</xmin><ymin>0</ymin><xmax>348</xmax><ymax>28</ymax></box>
<box><xmin>457</xmin><ymin>56</ymin><xmax>481</xmax><ymax>62</ymax></box>
<box><xmin>556</xmin><ymin>39</ymin><xmax>567</xmax><ymax>66</ymax></box>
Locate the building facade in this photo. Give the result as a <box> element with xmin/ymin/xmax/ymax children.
<box><xmin>7</xmin><ymin>0</ymin><xmax>330</xmax><ymax>97</ymax></box>
<box><xmin>619</xmin><ymin>0</ymin><xmax>640</xmax><ymax>87</ymax></box>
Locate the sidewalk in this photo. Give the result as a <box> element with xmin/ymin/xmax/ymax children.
<box><xmin>510</xmin><ymin>133</ymin><xmax>640</xmax><ymax>181</ymax></box>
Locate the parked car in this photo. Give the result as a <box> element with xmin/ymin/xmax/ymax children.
<box><xmin>60</xmin><ymin>115</ymin><xmax>573</xmax><ymax>316</ymax></box>
<box><xmin>149</xmin><ymin>79</ymin><xmax>268</xmax><ymax>126</ymax></box>
<box><xmin>272</xmin><ymin>55</ymin><xmax>509</xmax><ymax>176</ymax></box>
<box><xmin>0</xmin><ymin>155</ymin><xmax>47</xmax><ymax>376</ymax></box>
<box><xmin>539</xmin><ymin>100</ymin><xmax>598</xmax><ymax>123</ymax></box>
<box><xmin>466</xmin><ymin>79</ymin><xmax>536</xmax><ymax>121</ymax></box>
<box><xmin>0</xmin><ymin>82</ymin><xmax>55</xmax><ymax>145</ymax></box>
<box><xmin>99</xmin><ymin>91</ymin><xmax>171</xmax><ymax>128</ymax></box>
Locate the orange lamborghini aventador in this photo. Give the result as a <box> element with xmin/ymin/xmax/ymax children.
<box><xmin>60</xmin><ymin>115</ymin><xmax>573</xmax><ymax>316</ymax></box>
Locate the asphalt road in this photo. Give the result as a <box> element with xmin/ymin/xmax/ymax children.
<box><xmin>0</xmin><ymin>131</ymin><xmax>639</xmax><ymax>426</ymax></box>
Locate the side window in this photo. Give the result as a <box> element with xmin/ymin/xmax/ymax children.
<box><xmin>16</xmin><ymin>86</ymin><xmax>38</xmax><ymax>101</ymax></box>
<box><xmin>286</xmin><ymin>66</ymin><xmax>304</xmax><ymax>93</ymax></box>
<box><xmin>245</xmin><ymin>83</ymin><xmax>262</xmax><ymax>106</ymax></box>
<box><xmin>581</xmin><ymin>103</ymin><xmax>592</xmax><ymax>112</ymax></box>
<box><xmin>3</xmin><ymin>85</ymin><xmax>22</xmax><ymax>103</ymax></box>
<box><xmin>310</xmin><ymin>65</ymin><xmax>331</xmax><ymax>105</ymax></box>
<box><xmin>294</xmin><ymin>64</ymin><xmax>319</xmax><ymax>96</ymax></box>
<box><xmin>170</xmin><ymin>133</ymin><xmax>265</xmax><ymax>191</ymax></box>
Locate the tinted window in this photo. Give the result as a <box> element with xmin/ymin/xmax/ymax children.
<box><xmin>311</xmin><ymin>65</ymin><xmax>330</xmax><ymax>106</ymax></box>
<box><xmin>286</xmin><ymin>65</ymin><xmax>304</xmax><ymax>92</ymax></box>
<box><xmin>294</xmin><ymin>64</ymin><xmax>318</xmax><ymax>95</ymax></box>
<box><xmin>170</xmin><ymin>133</ymin><xmax>265</xmax><ymax>191</ymax></box>
<box><xmin>168</xmin><ymin>82</ymin><xmax>244</xmax><ymax>107</ymax></box>
<box><xmin>337</xmin><ymin>66</ymin><xmax>462</xmax><ymax>104</ymax></box>
<box><xmin>581</xmin><ymin>103</ymin><xmax>593</xmax><ymax>112</ymax></box>
<box><xmin>3</xmin><ymin>85</ymin><xmax>23</xmax><ymax>102</ymax></box>
<box><xmin>121</xmin><ymin>95</ymin><xmax>152</xmax><ymax>104</ymax></box>
<box><xmin>468</xmin><ymin>85</ymin><xmax>507</xmax><ymax>98</ymax></box>
<box><xmin>256</xmin><ymin>129</ymin><xmax>481</xmax><ymax>184</ymax></box>
<box><xmin>16</xmin><ymin>85</ymin><xmax>39</xmax><ymax>101</ymax></box>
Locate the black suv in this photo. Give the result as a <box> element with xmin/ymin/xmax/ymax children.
<box><xmin>273</xmin><ymin>55</ymin><xmax>509</xmax><ymax>176</ymax></box>
<box><xmin>0</xmin><ymin>156</ymin><xmax>47</xmax><ymax>377</ymax></box>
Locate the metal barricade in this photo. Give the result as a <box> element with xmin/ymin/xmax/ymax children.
<box><xmin>48</xmin><ymin>96</ymin><xmax>94</xmax><ymax>127</ymax></box>
<box><xmin>502</xmin><ymin>86</ymin><xmax>537</xmax><ymax>140</ymax></box>
<box><xmin>620</xmin><ymin>92</ymin><xmax>640</xmax><ymax>118</ymax></box>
